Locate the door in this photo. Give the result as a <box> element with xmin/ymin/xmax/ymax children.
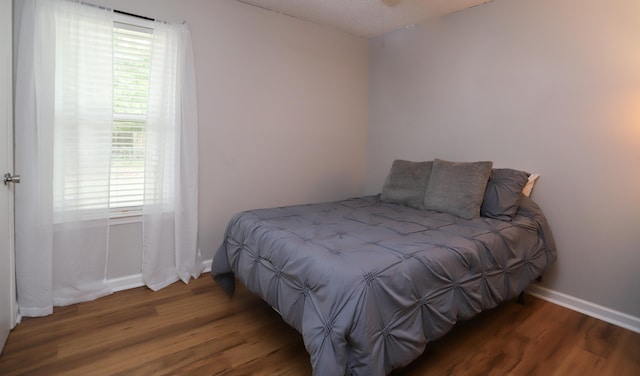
<box><xmin>0</xmin><ymin>0</ymin><xmax>17</xmax><ymax>353</ymax></box>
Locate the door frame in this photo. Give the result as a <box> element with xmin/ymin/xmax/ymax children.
<box><xmin>0</xmin><ymin>0</ymin><xmax>18</xmax><ymax>353</ymax></box>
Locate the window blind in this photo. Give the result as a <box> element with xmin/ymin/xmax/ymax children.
<box><xmin>110</xmin><ymin>22</ymin><xmax>153</xmax><ymax>215</ymax></box>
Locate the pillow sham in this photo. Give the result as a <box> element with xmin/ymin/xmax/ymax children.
<box><xmin>423</xmin><ymin>159</ymin><xmax>493</xmax><ymax>219</ymax></box>
<box><xmin>481</xmin><ymin>168</ymin><xmax>530</xmax><ymax>221</ymax></box>
<box><xmin>381</xmin><ymin>160</ymin><xmax>433</xmax><ymax>209</ymax></box>
<box><xmin>522</xmin><ymin>173</ymin><xmax>540</xmax><ymax>197</ymax></box>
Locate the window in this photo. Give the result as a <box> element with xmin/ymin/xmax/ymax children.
<box><xmin>110</xmin><ymin>22</ymin><xmax>153</xmax><ymax>217</ymax></box>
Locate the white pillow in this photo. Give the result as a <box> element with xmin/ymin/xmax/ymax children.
<box><xmin>522</xmin><ymin>173</ymin><xmax>540</xmax><ymax>197</ymax></box>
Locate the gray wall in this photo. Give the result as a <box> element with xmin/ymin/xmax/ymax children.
<box><xmin>366</xmin><ymin>0</ymin><xmax>640</xmax><ymax>318</ymax></box>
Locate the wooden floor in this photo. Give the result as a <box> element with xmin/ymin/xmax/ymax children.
<box><xmin>0</xmin><ymin>275</ymin><xmax>638</xmax><ymax>376</ymax></box>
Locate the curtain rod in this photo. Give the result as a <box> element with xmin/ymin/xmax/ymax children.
<box><xmin>80</xmin><ymin>1</ymin><xmax>171</xmax><ymax>23</ymax></box>
<box><xmin>114</xmin><ymin>9</ymin><xmax>155</xmax><ymax>22</ymax></box>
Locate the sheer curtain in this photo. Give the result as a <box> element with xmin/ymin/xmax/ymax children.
<box><xmin>15</xmin><ymin>0</ymin><xmax>113</xmax><ymax>317</ymax></box>
<box><xmin>142</xmin><ymin>22</ymin><xmax>202</xmax><ymax>291</ymax></box>
<box><xmin>15</xmin><ymin>0</ymin><xmax>201</xmax><ymax>316</ymax></box>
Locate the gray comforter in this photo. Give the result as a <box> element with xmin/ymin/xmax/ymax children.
<box><xmin>211</xmin><ymin>195</ymin><xmax>556</xmax><ymax>375</ymax></box>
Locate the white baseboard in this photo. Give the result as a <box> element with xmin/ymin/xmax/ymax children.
<box><xmin>107</xmin><ymin>259</ymin><xmax>212</xmax><ymax>293</ymax></box>
<box><xmin>108</xmin><ymin>274</ymin><xmax>144</xmax><ymax>292</ymax></box>
<box><xmin>202</xmin><ymin>258</ymin><xmax>212</xmax><ymax>273</ymax></box>
<box><xmin>527</xmin><ymin>284</ymin><xmax>640</xmax><ymax>334</ymax></box>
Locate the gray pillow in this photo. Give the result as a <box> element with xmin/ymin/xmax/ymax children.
<box><xmin>481</xmin><ymin>168</ymin><xmax>530</xmax><ymax>221</ymax></box>
<box><xmin>381</xmin><ymin>160</ymin><xmax>433</xmax><ymax>209</ymax></box>
<box><xmin>423</xmin><ymin>159</ymin><xmax>493</xmax><ymax>219</ymax></box>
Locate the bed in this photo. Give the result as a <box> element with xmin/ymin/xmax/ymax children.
<box><xmin>211</xmin><ymin>159</ymin><xmax>557</xmax><ymax>375</ymax></box>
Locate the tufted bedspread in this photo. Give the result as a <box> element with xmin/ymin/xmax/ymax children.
<box><xmin>211</xmin><ymin>195</ymin><xmax>556</xmax><ymax>375</ymax></box>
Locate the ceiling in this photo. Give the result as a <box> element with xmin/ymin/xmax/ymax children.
<box><xmin>237</xmin><ymin>0</ymin><xmax>493</xmax><ymax>38</ymax></box>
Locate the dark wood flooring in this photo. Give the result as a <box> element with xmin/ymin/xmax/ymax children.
<box><xmin>0</xmin><ymin>275</ymin><xmax>638</xmax><ymax>375</ymax></box>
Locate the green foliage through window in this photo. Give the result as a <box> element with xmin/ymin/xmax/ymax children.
<box><xmin>110</xmin><ymin>23</ymin><xmax>153</xmax><ymax>214</ymax></box>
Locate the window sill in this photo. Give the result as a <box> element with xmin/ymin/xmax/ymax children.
<box><xmin>110</xmin><ymin>213</ymin><xmax>142</xmax><ymax>226</ymax></box>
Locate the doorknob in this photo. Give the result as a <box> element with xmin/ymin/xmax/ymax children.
<box><xmin>3</xmin><ymin>173</ymin><xmax>20</xmax><ymax>185</ymax></box>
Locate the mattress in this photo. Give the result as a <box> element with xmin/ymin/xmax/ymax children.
<box><xmin>211</xmin><ymin>195</ymin><xmax>556</xmax><ymax>375</ymax></box>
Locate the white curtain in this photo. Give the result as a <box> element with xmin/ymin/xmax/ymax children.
<box><xmin>142</xmin><ymin>22</ymin><xmax>202</xmax><ymax>291</ymax></box>
<box><xmin>15</xmin><ymin>0</ymin><xmax>201</xmax><ymax>316</ymax></box>
<box><xmin>15</xmin><ymin>0</ymin><xmax>113</xmax><ymax>317</ymax></box>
